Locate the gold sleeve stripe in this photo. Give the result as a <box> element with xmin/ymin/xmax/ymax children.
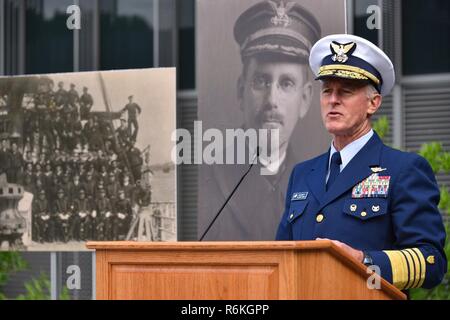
<box><xmin>404</xmin><ymin>249</ymin><xmax>421</xmax><ymax>289</ymax></box>
<box><xmin>384</xmin><ymin>248</ymin><xmax>427</xmax><ymax>290</ymax></box>
<box><xmin>402</xmin><ymin>249</ymin><xmax>417</xmax><ymax>289</ymax></box>
<box><xmin>412</xmin><ymin>248</ymin><xmax>426</xmax><ymax>288</ymax></box>
<box><xmin>383</xmin><ymin>250</ymin><xmax>409</xmax><ymax>290</ymax></box>
<box><xmin>399</xmin><ymin>250</ymin><xmax>413</xmax><ymax>289</ymax></box>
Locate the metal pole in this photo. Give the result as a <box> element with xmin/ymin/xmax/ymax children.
<box><xmin>0</xmin><ymin>0</ymin><xmax>5</xmax><ymax>75</ymax></box>
<box><xmin>153</xmin><ymin>0</ymin><xmax>159</xmax><ymax>67</ymax></box>
<box><xmin>73</xmin><ymin>0</ymin><xmax>80</xmax><ymax>72</ymax></box>
<box><xmin>92</xmin><ymin>251</ymin><xmax>96</xmax><ymax>300</ymax></box>
<box><xmin>50</xmin><ymin>252</ymin><xmax>57</xmax><ymax>300</ymax></box>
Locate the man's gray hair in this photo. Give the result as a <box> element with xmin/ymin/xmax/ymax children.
<box><xmin>366</xmin><ymin>84</ymin><xmax>379</xmax><ymax>98</ymax></box>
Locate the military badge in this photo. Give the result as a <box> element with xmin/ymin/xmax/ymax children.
<box><xmin>352</xmin><ymin>173</ymin><xmax>390</xmax><ymax>198</ymax></box>
<box><xmin>330</xmin><ymin>41</ymin><xmax>356</xmax><ymax>63</ymax></box>
<box><xmin>371</xmin><ymin>166</ymin><xmax>387</xmax><ymax>173</ymax></box>
<box><xmin>268</xmin><ymin>1</ymin><xmax>295</xmax><ymax>27</ymax></box>
<box><xmin>291</xmin><ymin>192</ymin><xmax>308</xmax><ymax>201</ymax></box>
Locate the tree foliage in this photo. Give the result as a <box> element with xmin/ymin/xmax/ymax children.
<box><xmin>0</xmin><ymin>252</ymin><xmax>70</xmax><ymax>300</ymax></box>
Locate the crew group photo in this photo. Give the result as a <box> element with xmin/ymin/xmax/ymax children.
<box><xmin>0</xmin><ymin>74</ymin><xmax>152</xmax><ymax>246</ymax></box>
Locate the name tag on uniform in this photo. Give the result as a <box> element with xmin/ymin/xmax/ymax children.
<box><xmin>291</xmin><ymin>192</ymin><xmax>308</xmax><ymax>201</ymax></box>
<box><xmin>352</xmin><ymin>173</ymin><xmax>390</xmax><ymax>198</ymax></box>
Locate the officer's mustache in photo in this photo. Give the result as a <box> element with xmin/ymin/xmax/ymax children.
<box><xmin>255</xmin><ymin>106</ymin><xmax>285</xmax><ymax>127</ymax></box>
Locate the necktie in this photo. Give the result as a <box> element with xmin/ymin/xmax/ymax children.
<box><xmin>326</xmin><ymin>151</ymin><xmax>342</xmax><ymax>191</ymax></box>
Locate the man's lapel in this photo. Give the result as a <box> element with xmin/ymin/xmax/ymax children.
<box><xmin>306</xmin><ymin>151</ymin><xmax>329</xmax><ymax>203</ymax></box>
<box><xmin>317</xmin><ymin>132</ymin><xmax>384</xmax><ymax>212</ymax></box>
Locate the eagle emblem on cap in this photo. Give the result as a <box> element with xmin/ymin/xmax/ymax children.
<box><xmin>330</xmin><ymin>41</ymin><xmax>356</xmax><ymax>63</ymax></box>
<box><xmin>268</xmin><ymin>1</ymin><xmax>295</xmax><ymax>27</ymax></box>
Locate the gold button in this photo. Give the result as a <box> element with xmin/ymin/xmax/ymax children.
<box><xmin>427</xmin><ymin>256</ymin><xmax>435</xmax><ymax>265</ymax></box>
<box><xmin>316</xmin><ymin>214</ymin><xmax>324</xmax><ymax>223</ymax></box>
<box><xmin>350</xmin><ymin>204</ymin><xmax>357</xmax><ymax>212</ymax></box>
<box><xmin>289</xmin><ymin>213</ymin><xmax>294</xmax><ymax>219</ymax></box>
<box><xmin>360</xmin><ymin>211</ymin><xmax>367</xmax><ymax>217</ymax></box>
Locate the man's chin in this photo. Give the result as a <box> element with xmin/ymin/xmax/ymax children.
<box><xmin>325</xmin><ymin>125</ymin><xmax>349</xmax><ymax>136</ymax></box>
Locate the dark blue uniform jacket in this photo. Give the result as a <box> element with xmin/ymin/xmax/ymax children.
<box><xmin>276</xmin><ymin>132</ymin><xmax>447</xmax><ymax>289</ymax></box>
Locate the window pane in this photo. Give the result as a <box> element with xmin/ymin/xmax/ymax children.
<box><xmin>100</xmin><ymin>0</ymin><xmax>154</xmax><ymax>70</ymax></box>
<box><xmin>353</xmin><ymin>0</ymin><xmax>379</xmax><ymax>46</ymax></box>
<box><xmin>25</xmin><ymin>0</ymin><xmax>74</xmax><ymax>74</ymax></box>
<box><xmin>402</xmin><ymin>0</ymin><xmax>450</xmax><ymax>75</ymax></box>
<box><xmin>158</xmin><ymin>0</ymin><xmax>176</xmax><ymax>68</ymax></box>
<box><xmin>178</xmin><ymin>0</ymin><xmax>195</xmax><ymax>90</ymax></box>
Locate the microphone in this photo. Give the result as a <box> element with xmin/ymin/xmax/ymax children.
<box><xmin>199</xmin><ymin>147</ymin><xmax>260</xmax><ymax>241</ymax></box>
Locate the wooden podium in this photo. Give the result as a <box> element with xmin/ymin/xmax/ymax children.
<box><xmin>86</xmin><ymin>240</ymin><xmax>406</xmax><ymax>300</ymax></box>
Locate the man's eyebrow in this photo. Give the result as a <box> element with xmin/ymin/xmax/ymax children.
<box><xmin>252</xmin><ymin>71</ymin><xmax>269</xmax><ymax>77</ymax></box>
<box><xmin>279</xmin><ymin>72</ymin><xmax>300</xmax><ymax>80</ymax></box>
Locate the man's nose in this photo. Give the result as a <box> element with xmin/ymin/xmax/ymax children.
<box><xmin>265</xmin><ymin>83</ymin><xmax>280</xmax><ymax>109</ymax></box>
<box><xmin>328</xmin><ymin>90</ymin><xmax>340</xmax><ymax>106</ymax></box>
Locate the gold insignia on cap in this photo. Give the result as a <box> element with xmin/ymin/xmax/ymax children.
<box><xmin>350</xmin><ymin>204</ymin><xmax>357</xmax><ymax>212</ymax></box>
<box><xmin>316</xmin><ymin>214</ymin><xmax>324</xmax><ymax>223</ymax></box>
<box><xmin>426</xmin><ymin>256</ymin><xmax>435</xmax><ymax>265</ymax></box>
<box><xmin>330</xmin><ymin>41</ymin><xmax>356</xmax><ymax>63</ymax></box>
<box><xmin>360</xmin><ymin>211</ymin><xmax>367</xmax><ymax>217</ymax></box>
<box><xmin>371</xmin><ymin>167</ymin><xmax>387</xmax><ymax>173</ymax></box>
<box><xmin>372</xmin><ymin>205</ymin><xmax>380</xmax><ymax>213</ymax></box>
<box><xmin>268</xmin><ymin>1</ymin><xmax>295</xmax><ymax>27</ymax></box>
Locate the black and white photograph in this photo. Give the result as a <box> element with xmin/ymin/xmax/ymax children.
<box><xmin>197</xmin><ymin>0</ymin><xmax>346</xmax><ymax>240</ymax></box>
<box><xmin>0</xmin><ymin>68</ymin><xmax>176</xmax><ymax>251</ymax></box>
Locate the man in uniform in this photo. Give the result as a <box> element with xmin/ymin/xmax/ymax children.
<box><xmin>68</xmin><ymin>175</ymin><xmax>84</xmax><ymax>202</ymax></box>
<box><xmin>121</xmin><ymin>174</ymin><xmax>135</xmax><ymax>204</ymax></box>
<box><xmin>127</xmin><ymin>142</ymin><xmax>143</xmax><ymax>182</ymax></box>
<box><xmin>106</xmin><ymin>171</ymin><xmax>121</xmax><ymax>207</ymax></box>
<box><xmin>8</xmin><ymin>142</ymin><xmax>23</xmax><ymax>183</ymax></box>
<box><xmin>54</xmin><ymin>81</ymin><xmax>67</xmax><ymax>113</ymax></box>
<box><xmin>116</xmin><ymin>118</ymin><xmax>131</xmax><ymax>147</ymax></box>
<box><xmin>53</xmin><ymin>188</ymin><xmax>73</xmax><ymax>242</ymax></box>
<box><xmin>276</xmin><ymin>34</ymin><xmax>447</xmax><ymax>290</ymax></box>
<box><xmin>133</xmin><ymin>179</ymin><xmax>151</xmax><ymax>208</ymax></box>
<box><xmin>67</xmin><ymin>83</ymin><xmax>80</xmax><ymax>120</ymax></box>
<box><xmin>0</xmin><ymin>139</ymin><xmax>11</xmax><ymax>177</ymax></box>
<box><xmin>113</xmin><ymin>189</ymin><xmax>132</xmax><ymax>240</ymax></box>
<box><xmin>80</xmin><ymin>87</ymin><xmax>94</xmax><ymax>120</ymax></box>
<box><xmin>72</xmin><ymin>188</ymin><xmax>93</xmax><ymax>241</ymax></box>
<box><xmin>32</xmin><ymin>189</ymin><xmax>52</xmax><ymax>243</ymax></box>
<box><xmin>83</xmin><ymin>170</ymin><xmax>97</xmax><ymax>201</ymax></box>
<box><xmin>199</xmin><ymin>1</ymin><xmax>320</xmax><ymax>240</ymax></box>
<box><xmin>120</xmin><ymin>95</ymin><xmax>142</xmax><ymax>141</ymax></box>
<box><xmin>95</xmin><ymin>188</ymin><xmax>113</xmax><ymax>240</ymax></box>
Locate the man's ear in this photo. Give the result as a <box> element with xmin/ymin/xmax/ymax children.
<box><xmin>367</xmin><ymin>94</ymin><xmax>382</xmax><ymax>116</ymax></box>
<box><xmin>237</xmin><ymin>75</ymin><xmax>245</xmax><ymax>110</ymax></box>
<box><xmin>299</xmin><ymin>81</ymin><xmax>313</xmax><ymax>119</ymax></box>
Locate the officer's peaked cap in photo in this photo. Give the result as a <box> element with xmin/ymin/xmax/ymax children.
<box><xmin>234</xmin><ymin>0</ymin><xmax>321</xmax><ymax>61</ymax></box>
<box><xmin>309</xmin><ymin>34</ymin><xmax>395</xmax><ymax>96</ymax></box>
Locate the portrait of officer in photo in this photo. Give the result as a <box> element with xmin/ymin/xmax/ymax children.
<box><xmin>198</xmin><ymin>0</ymin><xmax>346</xmax><ymax>240</ymax></box>
<box><xmin>276</xmin><ymin>34</ymin><xmax>447</xmax><ymax>290</ymax></box>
